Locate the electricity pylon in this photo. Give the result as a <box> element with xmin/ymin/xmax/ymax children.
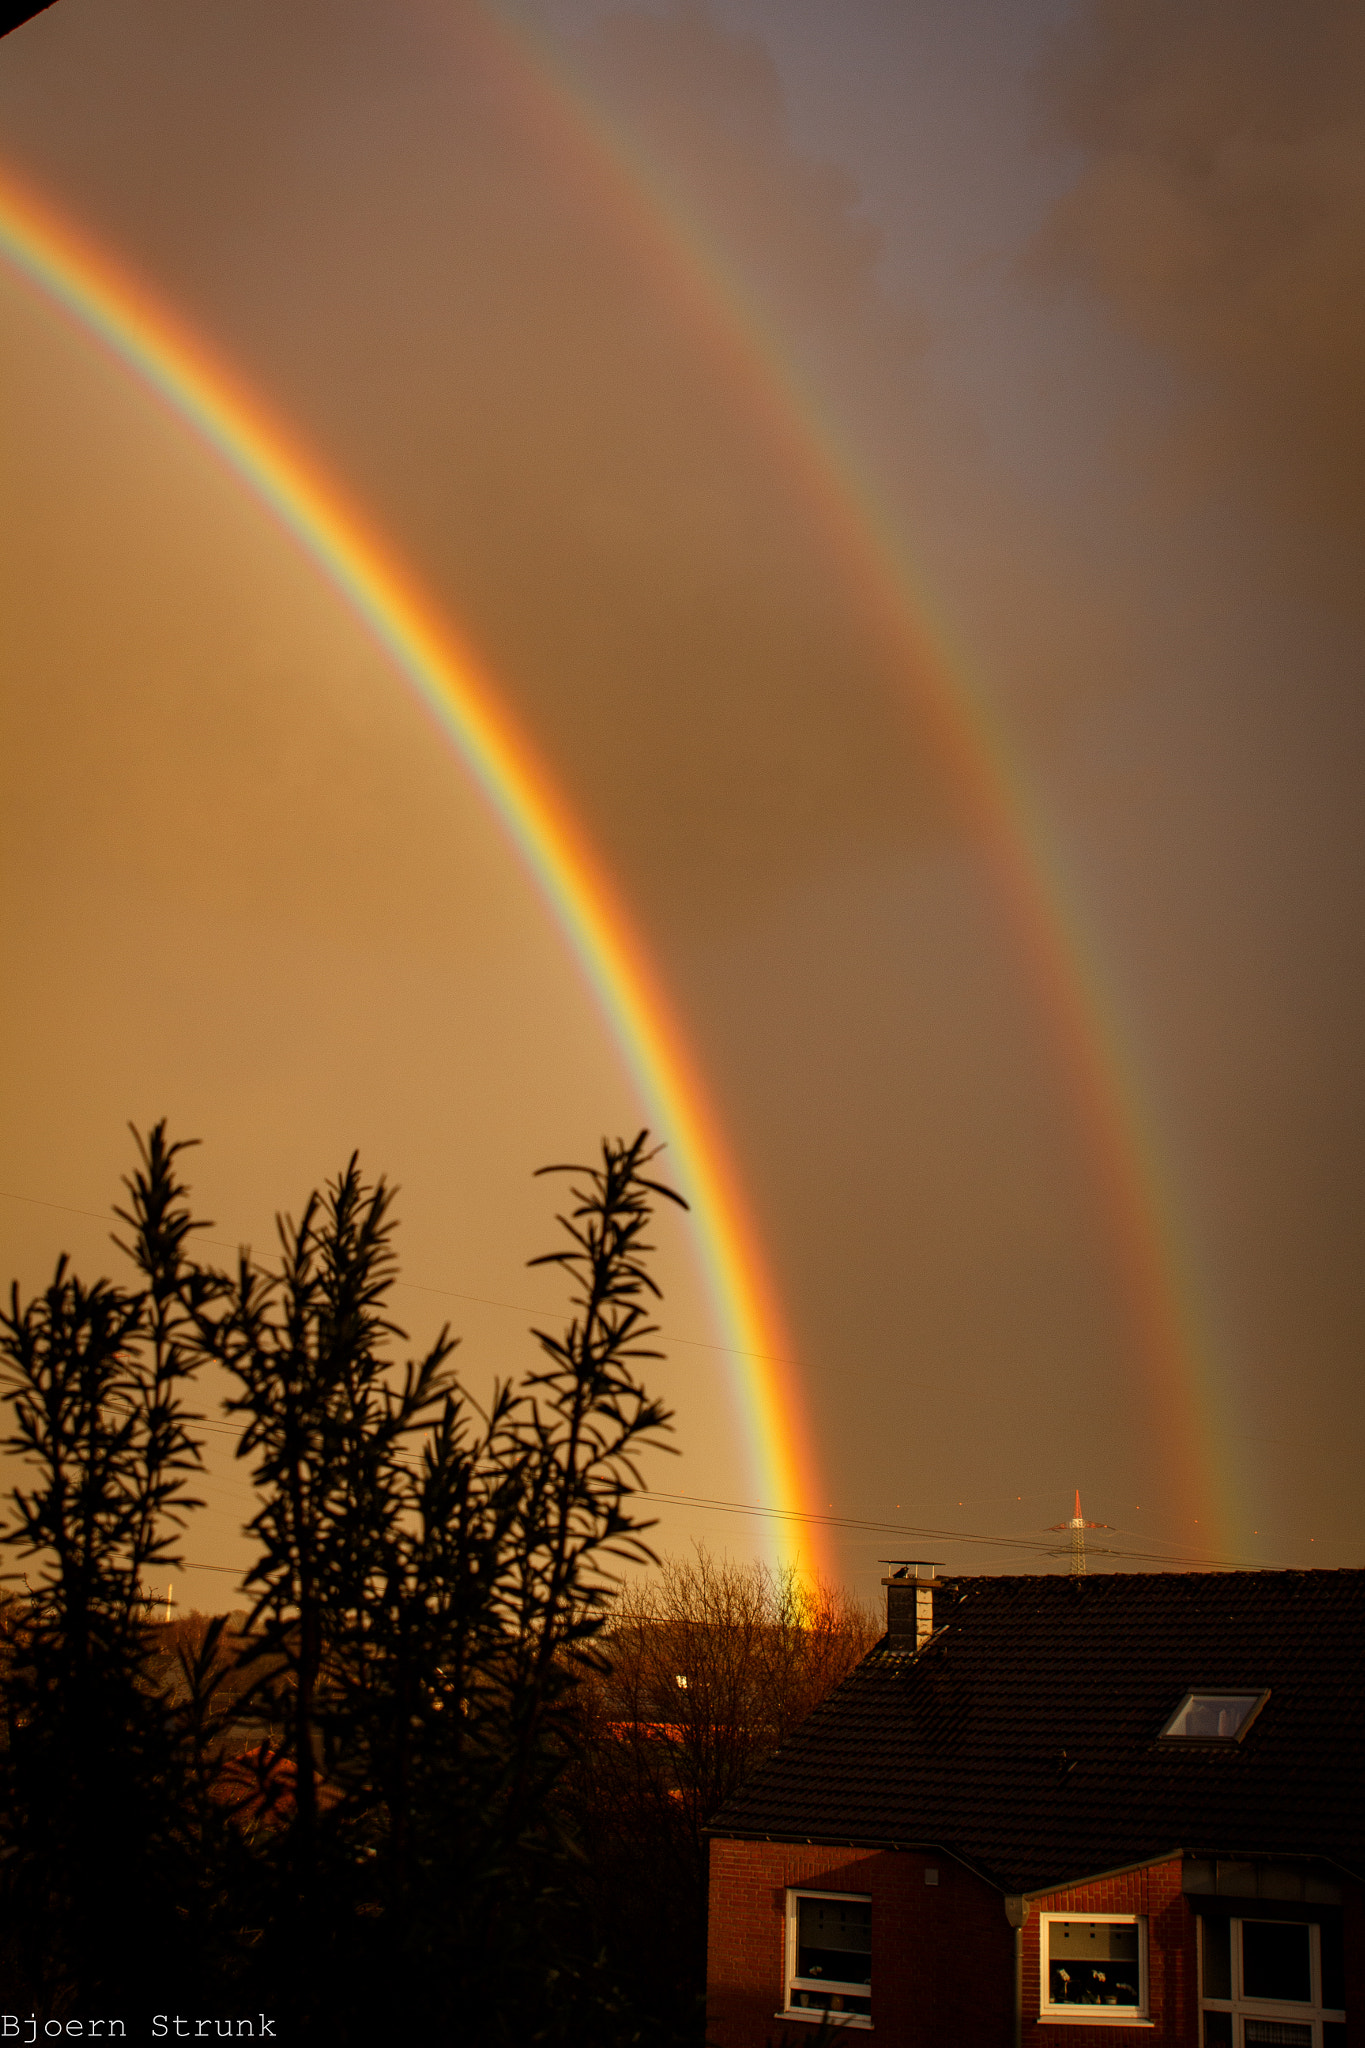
<box><xmin>1046</xmin><ymin>1489</ymin><xmax>1112</xmax><ymax>1574</ymax></box>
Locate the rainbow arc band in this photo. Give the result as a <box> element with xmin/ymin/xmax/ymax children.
<box><xmin>0</xmin><ymin>162</ymin><xmax>826</xmax><ymax>1575</ymax></box>
<box><xmin>482</xmin><ymin>3</ymin><xmax>1221</xmax><ymax>1543</ymax></box>
<box><xmin>0</xmin><ymin>0</ymin><xmax>1229</xmax><ymax>1552</ymax></box>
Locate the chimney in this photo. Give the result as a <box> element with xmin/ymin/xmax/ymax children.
<box><xmin>880</xmin><ymin>1560</ymin><xmax>943</xmax><ymax>1653</ymax></box>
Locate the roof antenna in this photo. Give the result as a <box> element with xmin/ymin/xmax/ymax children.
<box><xmin>1046</xmin><ymin>1490</ymin><xmax>1111</xmax><ymax>1575</ymax></box>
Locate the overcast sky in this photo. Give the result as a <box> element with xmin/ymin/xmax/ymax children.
<box><xmin>2</xmin><ymin>0</ymin><xmax>1362</xmax><ymax>1605</ymax></box>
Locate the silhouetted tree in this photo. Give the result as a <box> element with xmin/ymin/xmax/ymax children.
<box><xmin>0</xmin><ymin>1126</ymin><xmax>224</xmax><ymax>2010</ymax></box>
<box><xmin>565</xmin><ymin>1550</ymin><xmax>879</xmax><ymax>2039</ymax></box>
<box><xmin>0</xmin><ymin>1122</ymin><xmax>688</xmax><ymax>2041</ymax></box>
<box><xmin>192</xmin><ymin>1134</ymin><xmax>682</xmax><ymax>2038</ymax></box>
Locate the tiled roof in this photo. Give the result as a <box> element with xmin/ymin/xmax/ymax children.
<box><xmin>709</xmin><ymin>1570</ymin><xmax>1365</xmax><ymax>1895</ymax></box>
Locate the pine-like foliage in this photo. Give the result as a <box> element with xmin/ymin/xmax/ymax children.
<box><xmin>0</xmin><ymin>1128</ymin><xmax>221</xmax><ymax>2010</ymax></box>
<box><xmin>0</xmin><ymin>1125</ymin><xmax>684</xmax><ymax>2042</ymax></box>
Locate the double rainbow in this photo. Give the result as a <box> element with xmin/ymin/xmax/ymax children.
<box><xmin>0</xmin><ymin>13</ymin><xmax>1225</xmax><ymax>1562</ymax></box>
<box><xmin>489</xmin><ymin>6</ymin><xmax>1225</xmax><ymax>1548</ymax></box>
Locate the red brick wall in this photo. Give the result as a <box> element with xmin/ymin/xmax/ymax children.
<box><xmin>709</xmin><ymin>1846</ymin><xmax>1360</xmax><ymax>2047</ymax></box>
<box><xmin>1343</xmin><ymin>1881</ymin><xmax>1365</xmax><ymax>2047</ymax></box>
<box><xmin>1023</xmin><ymin>1859</ymin><xmax>1194</xmax><ymax>2047</ymax></box>
<box><xmin>706</xmin><ymin>1838</ymin><xmax>1012</xmax><ymax>2048</ymax></box>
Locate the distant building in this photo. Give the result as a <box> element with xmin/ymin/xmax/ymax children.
<box><xmin>705</xmin><ymin>1567</ymin><xmax>1364</xmax><ymax>2045</ymax></box>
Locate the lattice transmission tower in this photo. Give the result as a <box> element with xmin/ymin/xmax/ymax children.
<box><xmin>1046</xmin><ymin>1489</ymin><xmax>1112</xmax><ymax>1574</ymax></box>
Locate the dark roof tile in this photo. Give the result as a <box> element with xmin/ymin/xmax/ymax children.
<box><xmin>710</xmin><ymin>1571</ymin><xmax>1365</xmax><ymax>1894</ymax></box>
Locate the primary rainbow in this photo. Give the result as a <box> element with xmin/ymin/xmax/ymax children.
<box><xmin>0</xmin><ymin>162</ymin><xmax>831</xmax><ymax>1577</ymax></box>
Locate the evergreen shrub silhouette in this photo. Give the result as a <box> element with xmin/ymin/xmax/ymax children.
<box><xmin>0</xmin><ymin>1123</ymin><xmax>683</xmax><ymax>2042</ymax></box>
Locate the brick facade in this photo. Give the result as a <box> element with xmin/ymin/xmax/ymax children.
<box><xmin>709</xmin><ymin>1843</ymin><xmax>1362</xmax><ymax>2046</ymax></box>
<box><xmin>707</xmin><ymin>1576</ymin><xmax>1365</xmax><ymax>2045</ymax></box>
<box><xmin>705</xmin><ymin>1838</ymin><xmax>1011</xmax><ymax>2048</ymax></box>
<box><xmin>1349</xmin><ymin>1886</ymin><xmax>1365</xmax><ymax>2046</ymax></box>
<box><xmin>1023</xmin><ymin>1857</ymin><xmax>1193</xmax><ymax>2046</ymax></box>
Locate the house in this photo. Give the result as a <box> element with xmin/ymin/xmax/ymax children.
<box><xmin>705</xmin><ymin>1566</ymin><xmax>1365</xmax><ymax>2046</ymax></box>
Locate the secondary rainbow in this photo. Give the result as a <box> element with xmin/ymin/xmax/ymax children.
<box><xmin>0</xmin><ymin>163</ymin><xmax>830</xmax><ymax>1577</ymax></box>
<box><xmin>481</xmin><ymin>4</ymin><xmax>1227</xmax><ymax>1545</ymax></box>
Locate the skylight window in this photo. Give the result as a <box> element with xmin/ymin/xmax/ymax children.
<box><xmin>1159</xmin><ymin>1691</ymin><xmax>1268</xmax><ymax>1742</ymax></box>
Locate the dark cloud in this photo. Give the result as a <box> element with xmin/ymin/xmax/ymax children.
<box><xmin>1034</xmin><ymin>0</ymin><xmax>1365</xmax><ymax>584</ymax></box>
<box><xmin>563</xmin><ymin>0</ymin><xmax>926</xmax><ymax>386</ymax></box>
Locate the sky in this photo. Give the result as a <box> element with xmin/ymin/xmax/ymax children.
<box><xmin>1</xmin><ymin>0</ymin><xmax>1362</xmax><ymax>1606</ymax></box>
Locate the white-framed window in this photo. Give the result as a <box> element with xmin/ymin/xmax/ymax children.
<box><xmin>781</xmin><ymin>1888</ymin><xmax>872</xmax><ymax>2029</ymax></box>
<box><xmin>1040</xmin><ymin>1912</ymin><xmax>1149</xmax><ymax>2023</ymax></box>
<box><xmin>1199</xmin><ymin>1914</ymin><xmax>1347</xmax><ymax>2046</ymax></box>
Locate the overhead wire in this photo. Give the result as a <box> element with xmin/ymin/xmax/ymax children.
<box><xmin>633</xmin><ymin>1490</ymin><xmax>1288</xmax><ymax>1573</ymax></box>
<box><xmin>0</xmin><ymin>1183</ymin><xmax>1309</xmax><ymax>1574</ymax></box>
<box><xmin>176</xmin><ymin>1419</ymin><xmax>1283</xmax><ymax>1577</ymax></box>
<box><xmin>0</xmin><ymin>1185</ymin><xmax>1352</xmax><ymax>1480</ymax></box>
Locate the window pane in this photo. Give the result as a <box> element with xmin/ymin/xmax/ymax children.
<box><xmin>1323</xmin><ymin>2024</ymin><xmax>1347</xmax><ymax>2048</ymax></box>
<box><xmin>796</xmin><ymin>1896</ymin><xmax>872</xmax><ymax>1990</ymax></box>
<box><xmin>1201</xmin><ymin>1916</ymin><xmax>1232</xmax><ymax>2001</ymax></box>
<box><xmin>1242</xmin><ymin>1921</ymin><xmax>1311</xmax><ymax>2004</ymax></box>
<box><xmin>1201</xmin><ymin>2014</ymin><xmax>1232</xmax><ymax>2048</ymax></box>
<box><xmin>1047</xmin><ymin>1921</ymin><xmax>1140</xmax><ymax>2008</ymax></box>
<box><xmin>1162</xmin><ymin>1692</ymin><xmax>1263</xmax><ymax>1739</ymax></box>
<box><xmin>1243</xmin><ymin>2026</ymin><xmax>1312</xmax><ymax>2047</ymax></box>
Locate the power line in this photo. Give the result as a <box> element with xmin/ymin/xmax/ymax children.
<box><xmin>173</xmin><ymin>1417</ymin><xmax>1288</xmax><ymax>1574</ymax></box>
<box><xmin>2</xmin><ymin>1186</ymin><xmax>1359</xmax><ymax>1487</ymax></box>
<box><xmin>0</xmin><ymin>1186</ymin><xmax>1320</xmax><ymax>1569</ymax></box>
<box><xmin>0</xmin><ymin>1187</ymin><xmax>799</xmax><ymax>1370</ymax></box>
<box><xmin>636</xmin><ymin>1490</ymin><xmax>1289</xmax><ymax>1573</ymax></box>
